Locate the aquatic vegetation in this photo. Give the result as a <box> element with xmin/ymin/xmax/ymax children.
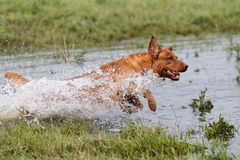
<box><xmin>194</xmin><ymin>52</ymin><xmax>199</xmax><ymax>58</ymax></box>
<box><xmin>229</xmin><ymin>44</ymin><xmax>240</xmax><ymax>84</ymax></box>
<box><xmin>229</xmin><ymin>43</ymin><xmax>240</xmax><ymax>54</ymax></box>
<box><xmin>229</xmin><ymin>43</ymin><xmax>240</xmax><ymax>62</ymax></box>
<box><xmin>52</xmin><ymin>35</ymin><xmax>75</xmax><ymax>63</ymax></box>
<box><xmin>74</xmin><ymin>52</ymin><xmax>86</xmax><ymax>65</ymax></box>
<box><xmin>194</xmin><ymin>68</ymin><xmax>200</xmax><ymax>72</ymax></box>
<box><xmin>236</xmin><ymin>75</ymin><xmax>240</xmax><ymax>85</ymax></box>
<box><xmin>204</xmin><ymin>116</ymin><xmax>235</xmax><ymax>141</ymax></box>
<box><xmin>190</xmin><ymin>88</ymin><xmax>214</xmax><ymax>113</ymax></box>
<box><xmin>235</xmin><ymin>67</ymin><xmax>240</xmax><ymax>85</ymax></box>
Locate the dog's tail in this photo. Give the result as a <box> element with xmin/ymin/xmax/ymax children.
<box><xmin>4</xmin><ymin>71</ymin><xmax>29</xmax><ymax>87</ymax></box>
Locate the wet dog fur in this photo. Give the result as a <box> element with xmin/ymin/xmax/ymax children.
<box><xmin>4</xmin><ymin>36</ymin><xmax>188</xmax><ymax>113</ymax></box>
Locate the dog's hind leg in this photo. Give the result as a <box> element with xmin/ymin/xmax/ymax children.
<box><xmin>4</xmin><ymin>71</ymin><xmax>29</xmax><ymax>87</ymax></box>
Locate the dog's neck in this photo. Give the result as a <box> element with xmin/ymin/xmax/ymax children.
<box><xmin>100</xmin><ymin>51</ymin><xmax>154</xmax><ymax>76</ymax></box>
<box><xmin>129</xmin><ymin>52</ymin><xmax>153</xmax><ymax>71</ymax></box>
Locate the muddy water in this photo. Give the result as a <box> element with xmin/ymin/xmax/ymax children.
<box><xmin>0</xmin><ymin>35</ymin><xmax>240</xmax><ymax>152</ymax></box>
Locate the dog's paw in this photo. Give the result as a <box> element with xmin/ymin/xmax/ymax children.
<box><xmin>148</xmin><ymin>99</ymin><xmax>157</xmax><ymax>112</ymax></box>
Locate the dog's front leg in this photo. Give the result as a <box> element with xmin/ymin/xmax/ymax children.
<box><xmin>115</xmin><ymin>89</ymin><xmax>143</xmax><ymax>113</ymax></box>
<box><xmin>142</xmin><ymin>89</ymin><xmax>157</xmax><ymax>112</ymax></box>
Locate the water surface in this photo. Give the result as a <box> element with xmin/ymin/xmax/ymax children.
<box><xmin>0</xmin><ymin>35</ymin><xmax>240</xmax><ymax>152</ymax></box>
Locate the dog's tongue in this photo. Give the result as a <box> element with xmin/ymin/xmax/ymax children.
<box><xmin>167</xmin><ymin>70</ymin><xmax>180</xmax><ymax>80</ymax></box>
<box><xmin>174</xmin><ymin>73</ymin><xmax>180</xmax><ymax>80</ymax></box>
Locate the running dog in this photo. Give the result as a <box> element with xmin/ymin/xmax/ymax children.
<box><xmin>4</xmin><ymin>36</ymin><xmax>188</xmax><ymax>113</ymax></box>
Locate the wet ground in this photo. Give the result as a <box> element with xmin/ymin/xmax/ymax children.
<box><xmin>0</xmin><ymin>35</ymin><xmax>240</xmax><ymax>152</ymax></box>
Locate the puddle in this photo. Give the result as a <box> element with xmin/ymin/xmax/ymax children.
<box><xmin>0</xmin><ymin>35</ymin><xmax>240</xmax><ymax>153</ymax></box>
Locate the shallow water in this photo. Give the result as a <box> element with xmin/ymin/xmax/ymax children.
<box><xmin>0</xmin><ymin>35</ymin><xmax>240</xmax><ymax>152</ymax></box>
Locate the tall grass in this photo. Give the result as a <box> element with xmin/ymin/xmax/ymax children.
<box><xmin>1</xmin><ymin>0</ymin><xmax>240</xmax><ymax>54</ymax></box>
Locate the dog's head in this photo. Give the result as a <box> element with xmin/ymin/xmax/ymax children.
<box><xmin>148</xmin><ymin>36</ymin><xmax>188</xmax><ymax>80</ymax></box>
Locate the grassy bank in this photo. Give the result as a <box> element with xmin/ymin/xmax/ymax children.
<box><xmin>1</xmin><ymin>0</ymin><xmax>240</xmax><ymax>54</ymax></box>
<box><xmin>0</xmin><ymin>119</ymin><xmax>233</xmax><ymax>159</ymax></box>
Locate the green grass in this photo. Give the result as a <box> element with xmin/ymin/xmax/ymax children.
<box><xmin>1</xmin><ymin>0</ymin><xmax>240</xmax><ymax>54</ymax></box>
<box><xmin>0</xmin><ymin>118</ymin><xmax>233</xmax><ymax>160</ymax></box>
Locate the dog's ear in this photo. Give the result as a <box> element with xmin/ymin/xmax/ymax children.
<box><xmin>168</xmin><ymin>46</ymin><xmax>173</xmax><ymax>51</ymax></box>
<box><xmin>148</xmin><ymin>36</ymin><xmax>161</xmax><ymax>59</ymax></box>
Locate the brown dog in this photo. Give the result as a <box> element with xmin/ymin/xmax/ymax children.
<box><xmin>4</xmin><ymin>36</ymin><xmax>188</xmax><ymax>113</ymax></box>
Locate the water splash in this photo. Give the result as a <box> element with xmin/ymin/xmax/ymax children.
<box><xmin>0</xmin><ymin>69</ymin><xmax>161</xmax><ymax>124</ymax></box>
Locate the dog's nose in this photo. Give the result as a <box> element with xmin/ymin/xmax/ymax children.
<box><xmin>183</xmin><ymin>64</ymin><xmax>188</xmax><ymax>72</ymax></box>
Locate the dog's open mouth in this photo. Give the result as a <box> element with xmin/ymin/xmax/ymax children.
<box><xmin>162</xmin><ymin>68</ymin><xmax>180</xmax><ymax>81</ymax></box>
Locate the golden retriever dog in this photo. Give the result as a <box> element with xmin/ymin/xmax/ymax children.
<box><xmin>4</xmin><ymin>36</ymin><xmax>188</xmax><ymax>113</ymax></box>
